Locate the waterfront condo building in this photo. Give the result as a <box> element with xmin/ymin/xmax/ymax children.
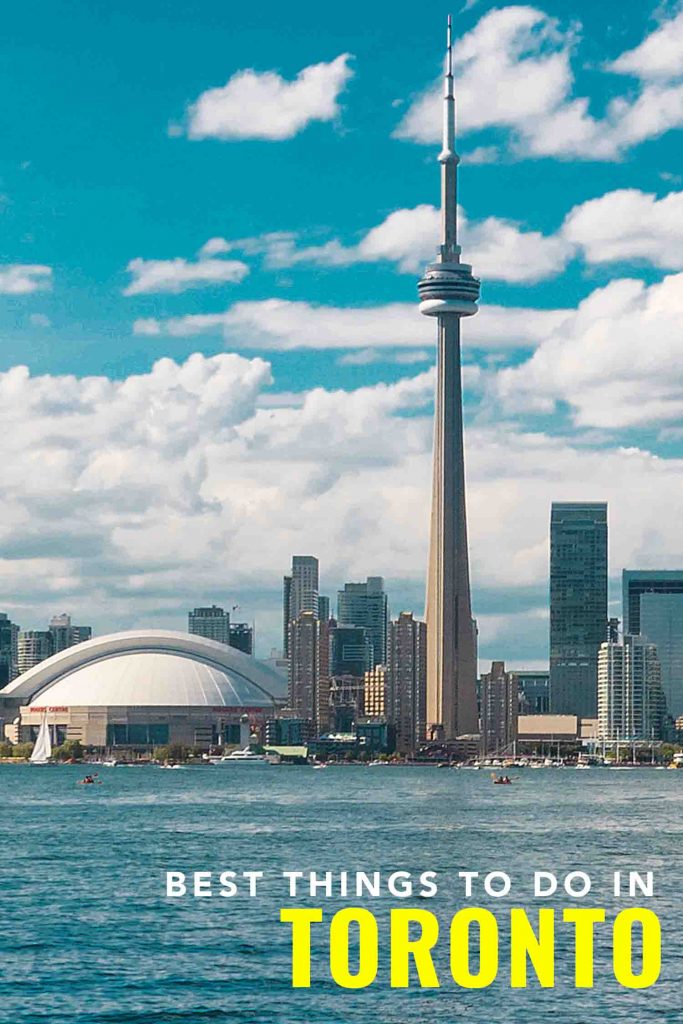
<box><xmin>598</xmin><ymin>634</ymin><xmax>665</xmax><ymax>742</ymax></box>
<box><xmin>388</xmin><ymin>612</ymin><xmax>427</xmax><ymax>754</ymax></box>
<box><xmin>549</xmin><ymin>502</ymin><xmax>608</xmax><ymax>718</ymax></box>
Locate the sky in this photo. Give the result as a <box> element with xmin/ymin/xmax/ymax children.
<box><xmin>2</xmin><ymin>0</ymin><xmax>683</xmax><ymax>667</ymax></box>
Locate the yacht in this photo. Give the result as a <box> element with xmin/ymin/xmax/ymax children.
<box><xmin>210</xmin><ymin>747</ymin><xmax>272</xmax><ymax>765</ymax></box>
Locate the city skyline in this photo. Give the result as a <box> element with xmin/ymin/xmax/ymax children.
<box><xmin>1</xmin><ymin>2</ymin><xmax>683</xmax><ymax>664</ymax></box>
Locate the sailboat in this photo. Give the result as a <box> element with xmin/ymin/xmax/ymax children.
<box><xmin>29</xmin><ymin>715</ymin><xmax>52</xmax><ymax>765</ymax></box>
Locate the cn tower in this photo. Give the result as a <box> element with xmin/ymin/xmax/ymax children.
<box><xmin>418</xmin><ymin>16</ymin><xmax>480</xmax><ymax>741</ymax></box>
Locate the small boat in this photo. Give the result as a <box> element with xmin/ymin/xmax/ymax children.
<box><xmin>210</xmin><ymin>748</ymin><xmax>270</xmax><ymax>765</ymax></box>
<box><xmin>492</xmin><ymin>774</ymin><xmax>512</xmax><ymax>785</ymax></box>
<box><xmin>29</xmin><ymin>715</ymin><xmax>53</xmax><ymax>766</ymax></box>
<box><xmin>159</xmin><ymin>763</ymin><xmax>182</xmax><ymax>770</ymax></box>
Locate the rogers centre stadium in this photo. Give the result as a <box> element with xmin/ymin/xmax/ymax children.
<box><xmin>0</xmin><ymin>630</ymin><xmax>286</xmax><ymax>750</ymax></box>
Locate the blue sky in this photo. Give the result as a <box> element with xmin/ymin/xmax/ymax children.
<box><xmin>2</xmin><ymin>0</ymin><xmax>683</xmax><ymax>664</ymax></box>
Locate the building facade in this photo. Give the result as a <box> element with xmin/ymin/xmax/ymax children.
<box><xmin>597</xmin><ymin>635</ymin><xmax>665</xmax><ymax>742</ymax></box>
<box><xmin>229</xmin><ymin>622</ymin><xmax>253</xmax><ymax>656</ymax></box>
<box><xmin>337</xmin><ymin>577</ymin><xmax>388</xmax><ymax>667</ymax></box>
<box><xmin>480</xmin><ymin>661</ymin><xmax>518</xmax><ymax>756</ymax></box>
<box><xmin>363</xmin><ymin>665</ymin><xmax>388</xmax><ymax>718</ymax></box>
<box><xmin>48</xmin><ymin>613</ymin><xmax>92</xmax><ymax>653</ymax></box>
<box><xmin>17</xmin><ymin>631</ymin><xmax>53</xmax><ymax>675</ymax></box>
<box><xmin>387</xmin><ymin>612</ymin><xmax>427</xmax><ymax>755</ymax></box>
<box><xmin>283</xmin><ymin>556</ymin><xmax>319</xmax><ymax>657</ymax></box>
<box><xmin>514</xmin><ymin>670</ymin><xmax>550</xmax><ymax>715</ymax></box>
<box><xmin>623</xmin><ymin>570</ymin><xmax>683</xmax><ymax>719</ymax></box>
<box><xmin>188</xmin><ymin>605</ymin><xmax>231</xmax><ymax>645</ymax></box>
<box><xmin>549</xmin><ymin>502</ymin><xmax>608</xmax><ymax>719</ymax></box>
<box><xmin>0</xmin><ymin>613</ymin><xmax>19</xmax><ymax>686</ymax></box>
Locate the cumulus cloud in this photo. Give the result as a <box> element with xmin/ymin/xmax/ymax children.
<box><xmin>123</xmin><ymin>254</ymin><xmax>249</xmax><ymax>296</ymax></box>
<box><xmin>607</xmin><ymin>10</ymin><xmax>683</xmax><ymax>81</ymax></box>
<box><xmin>135</xmin><ymin>297</ymin><xmax>571</xmax><ymax>352</ymax></box>
<box><xmin>563</xmin><ymin>188</ymin><xmax>683</xmax><ymax>269</ymax></box>
<box><xmin>183</xmin><ymin>54</ymin><xmax>353</xmax><ymax>141</ymax></box>
<box><xmin>232</xmin><ymin>204</ymin><xmax>571</xmax><ymax>282</ymax></box>
<box><xmin>395</xmin><ymin>5</ymin><xmax>683</xmax><ymax>161</ymax></box>
<box><xmin>0</xmin><ymin>265</ymin><xmax>52</xmax><ymax>294</ymax></box>
<box><xmin>2</xmin><ymin>352</ymin><xmax>682</xmax><ymax>665</ymax></box>
<box><xmin>492</xmin><ymin>272</ymin><xmax>683</xmax><ymax>428</ymax></box>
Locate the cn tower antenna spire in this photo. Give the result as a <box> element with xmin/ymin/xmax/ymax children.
<box><xmin>439</xmin><ymin>14</ymin><xmax>459</xmax><ymax>258</ymax></box>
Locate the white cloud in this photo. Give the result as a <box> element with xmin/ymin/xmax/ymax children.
<box><xmin>492</xmin><ymin>272</ymin><xmax>683</xmax><ymax>428</ymax></box>
<box><xmin>123</xmin><ymin>255</ymin><xmax>249</xmax><ymax>296</ymax></box>
<box><xmin>136</xmin><ymin>297</ymin><xmax>571</xmax><ymax>352</ymax></box>
<box><xmin>0</xmin><ymin>265</ymin><xmax>52</xmax><ymax>294</ymax></box>
<box><xmin>608</xmin><ymin>10</ymin><xmax>683</xmax><ymax>81</ymax></box>
<box><xmin>562</xmin><ymin>188</ymin><xmax>683</xmax><ymax>268</ymax></box>
<box><xmin>2</xmin><ymin>353</ymin><xmax>682</xmax><ymax>663</ymax></box>
<box><xmin>233</xmin><ymin>203</ymin><xmax>571</xmax><ymax>282</ymax></box>
<box><xmin>184</xmin><ymin>54</ymin><xmax>353</xmax><ymax>141</ymax></box>
<box><xmin>29</xmin><ymin>313</ymin><xmax>51</xmax><ymax>328</ymax></box>
<box><xmin>395</xmin><ymin>6</ymin><xmax>683</xmax><ymax>161</ymax></box>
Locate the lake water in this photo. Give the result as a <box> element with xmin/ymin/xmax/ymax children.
<box><xmin>0</xmin><ymin>763</ymin><xmax>680</xmax><ymax>1023</ymax></box>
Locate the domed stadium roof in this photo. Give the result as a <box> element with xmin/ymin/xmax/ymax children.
<box><xmin>0</xmin><ymin>630</ymin><xmax>285</xmax><ymax>708</ymax></box>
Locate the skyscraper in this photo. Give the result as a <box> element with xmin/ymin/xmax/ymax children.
<box><xmin>549</xmin><ymin>502</ymin><xmax>608</xmax><ymax>718</ymax></box>
<box><xmin>623</xmin><ymin>570</ymin><xmax>683</xmax><ymax>718</ymax></box>
<box><xmin>288</xmin><ymin>610</ymin><xmax>330</xmax><ymax>733</ymax></box>
<box><xmin>283</xmin><ymin>556</ymin><xmax>319</xmax><ymax>656</ymax></box>
<box><xmin>337</xmin><ymin>577</ymin><xmax>388</xmax><ymax>667</ymax></box>
<box><xmin>229</xmin><ymin>622</ymin><xmax>254</xmax><ymax>656</ymax></box>
<box><xmin>598</xmin><ymin>635</ymin><xmax>665</xmax><ymax>742</ymax></box>
<box><xmin>48</xmin><ymin>613</ymin><xmax>92</xmax><ymax>653</ymax></box>
<box><xmin>330</xmin><ymin>626</ymin><xmax>373</xmax><ymax>677</ymax></box>
<box><xmin>388</xmin><ymin>612</ymin><xmax>427</xmax><ymax>754</ymax></box>
<box><xmin>0</xmin><ymin>613</ymin><xmax>19</xmax><ymax>686</ymax></box>
<box><xmin>17</xmin><ymin>631</ymin><xmax>52</xmax><ymax>675</ymax></box>
<box><xmin>480</xmin><ymin>661</ymin><xmax>518</xmax><ymax>756</ymax></box>
<box><xmin>418</xmin><ymin>19</ymin><xmax>480</xmax><ymax>741</ymax></box>
<box><xmin>188</xmin><ymin>605</ymin><xmax>230</xmax><ymax>645</ymax></box>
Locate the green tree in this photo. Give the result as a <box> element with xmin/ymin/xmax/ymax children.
<box><xmin>53</xmin><ymin>739</ymin><xmax>84</xmax><ymax>761</ymax></box>
<box><xmin>11</xmin><ymin>743</ymin><xmax>34</xmax><ymax>759</ymax></box>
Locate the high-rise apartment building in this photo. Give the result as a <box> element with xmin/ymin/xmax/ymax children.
<box><xmin>623</xmin><ymin>570</ymin><xmax>683</xmax><ymax>718</ymax></box>
<box><xmin>288</xmin><ymin>610</ymin><xmax>330</xmax><ymax>734</ymax></box>
<box><xmin>0</xmin><ymin>613</ymin><xmax>19</xmax><ymax>686</ymax></box>
<box><xmin>188</xmin><ymin>605</ymin><xmax>231</xmax><ymax>645</ymax></box>
<box><xmin>17</xmin><ymin>631</ymin><xmax>53</xmax><ymax>675</ymax></box>
<box><xmin>598</xmin><ymin>635</ymin><xmax>665</xmax><ymax>741</ymax></box>
<box><xmin>337</xmin><ymin>577</ymin><xmax>388</xmax><ymax>667</ymax></box>
<box><xmin>387</xmin><ymin>612</ymin><xmax>427</xmax><ymax>754</ymax></box>
<box><xmin>480</xmin><ymin>661</ymin><xmax>518</xmax><ymax>756</ymax></box>
<box><xmin>318</xmin><ymin>596</ymin><xmax>330</xmax><ymax>622</ymax></box>
<box><xmin>283</xmin><ymin>556</ymin><xmax>319</xmax><ymax>657</ymax></box>
<box><xmin>364</xmin><ymin>666</ymin><xmax>388</xmax><ymax>719</ymax></box>
<box><xmin>549</xmin><ymin>502</ymin><xmax>608</xmax><ymax>718</ymax></box>
<box><xmin>49</xmin><ymin>613</ymin><xmax>92</xmax><ymax>653</ymax></box>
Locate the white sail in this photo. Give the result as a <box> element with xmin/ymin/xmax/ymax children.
<box><xmin>29</xmin><ymin>715</ymin><xmax>52</xmax><ymax>764</ymax></box>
